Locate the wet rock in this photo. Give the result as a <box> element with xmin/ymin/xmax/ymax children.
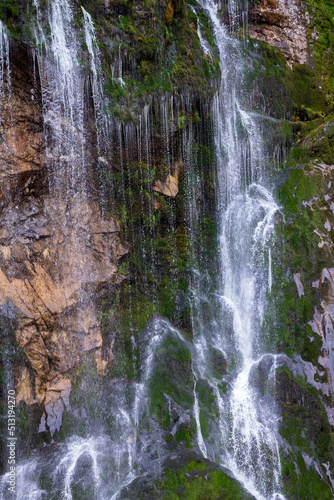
<box><xmin>172</xmin><ymin>289</ymin><xmax>191</xmax><ymax>330</ymax></box>
<box><xmin>119</xmin><ymin>449</ymin><xmax>257</xmax><ymax>499</ymax></box>
<box><xmin>152</xmin><ymin>159</ymin><xmax>182</xmax><ymax>198</ymax></box>
<box><xmin>210</xmin><ymin>346</ymin><xmax>228</xmax><ymax>378</ymax></box>
<box><xmin>293</xmin><ymin>272</ymin><xmax>305</xmax><ymax>298</ymax></box>
<box><xmin>153</xmin><ymin>173</ymin><xmax>178</xmax><ymax>198</ymax></box>
<box><xmin>144</xmin><ymin>318</ymin><xmax>194</xmax><ymax>425</ymax></box>
<box><xmin>42</xmin><ymin>378</ymin><xmax>72</xmax><ymax>438</ymax></box>
<box><xmin>0</xmin><ymin>42</ymin><xmax>44</xmax><ymax>184</ymax></box>
<box><xmin>16</xmin><ymin>366</ymin><xmax>35</xmax><ymax>405</ymax></box>
<box><xmin>0</xmin><ymin>38</ymin><xmax>128</xmax><ymax>439</ymax></box>
<box><xmin>71</xmin><ymin>452</ymin><xmax>96</xmax><ymax>498</ymax></box>
<box><xmin>248</xmin><ymin>354</ymin><xmax>278</xmax><ymax>396</ymax></box>
<box><xmin>248</xmin><ymin>0</ymin><xmax>308</xmax><ymax>67</ymax></box>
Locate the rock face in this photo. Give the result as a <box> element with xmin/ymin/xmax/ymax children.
<box><xmin>0</xmin><ymin>41</ymin><xmax>127</xmax><ymax>433</ymax></box>
<box><xmin>248</xmin><ymin>0</ymin><xmax>309</xmax><ymax>66</ymax></box>
<box><xmin>310</xmin><ymin>268</ymin><xmax>334</xmax><ymax>397</ymax></box>
<box><xmin>153</xmin><ymin>160</ymin><xmax>182</xmax><ymax>198</ymax></box>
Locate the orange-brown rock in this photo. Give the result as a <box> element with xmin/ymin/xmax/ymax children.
<box><xmin>0</xmin><ymin>41</ymin><xmax>128</xmax><ymax>424</ymax></box>
<box><xmin>153</xmin><ymin>160</ymin><xmax>182</xmax><ymax>198</ymax></box>
<box><xmin>248</xmin><ymin>0</ymin><xmax>308</xmax><ymax>67</ymax></box>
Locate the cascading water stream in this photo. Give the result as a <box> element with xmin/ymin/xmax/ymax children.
<box><xmin>0</xmin><ymin>0</ymin><xmax>290</xmax><ymax>497</ymax></box>
<box><xmin>191</xmin><ymin>0</ymin><xmax>285</xmax><ymax>498</ymax></box>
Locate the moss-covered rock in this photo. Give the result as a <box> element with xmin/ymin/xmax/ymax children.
<box><xmin>118</xmin><ymin>450</ymin><xmax>256</xmax><ymax>499</ymax></box>
<box><xmin>147</xmin><ymin>333</ymin><xmax>194</xmax><ymax>425</ymax></box>
<box><xmin>276</xmin><ymin>367</ymin><xmax>334</xmax><ymax>499</ymax></box>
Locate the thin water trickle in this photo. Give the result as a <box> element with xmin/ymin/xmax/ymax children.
<box><xmin>0</xmin><ymin>21</ymin><xmax>10</xmax><ymax>102</ymax></box>
<box><xmin>191</xmin><ymin>7</ymin><xmax>213</xmax><ymax>57</ymax></box>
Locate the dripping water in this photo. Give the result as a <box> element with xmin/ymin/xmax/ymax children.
<box><xmin>190</xmin><ymin>0</ymin><xmax>285</xmax><ymax>498</ymax></box>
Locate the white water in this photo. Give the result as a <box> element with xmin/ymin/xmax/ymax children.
<box><xmin>192</xmin><ymin>0</ymin><xmax>285</xmax><ymax>498</ymax></box>
<box><xmin>82</xmin><ymin>6</ymin><xmax>106</xmax><ymax>154</ymax></box>
<box><xmin>0</xmin><ymin>20</ymin><xmax>13</xmax><ymax>178</ymax></box>
<box><xmin>191</xmin><ymin>6</ymin><xmax>212</xmax><ymax>57</ymax></box>
<box><xmin>0</xmin><ymin>21</ymin><xmax>10</xmax><ymax>102</ymax></box>
<box><xmin>33</xmin><ymin>0</ymin><xmax>85</xmax><ymax>187</ymax></box>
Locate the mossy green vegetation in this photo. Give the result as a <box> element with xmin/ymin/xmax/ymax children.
<box><xmin>243</xmin><ymin>39</ymin><xmax>291</xmax><ymax>119</ymax></box>
<box><xmin>158</xmin><ymin>460</ymin><xmax>255</xmax><ymax>499</ymax></box>
<box><xmin>0</xmin><ymin>0</ymin><xmax>20</xmax><ymax>36</ymax></box>
<box><xmin>77</xmin><ymin>0</ymin><xmax>220</xmax><ymax>118</ymax></box>
<box><xmin>94</xmin><ymin>93</ymin><xmax>218</xmax><ymax>349</ymax></box>
<box><xmin>0</xmin><ymin>0</ymin><xmax>18</xmax><ymax>20</ymax></box>
<box><xmin>148</xmin><ymin>336</ymin><xmax>193</xmax><ymax>421</ymax></box>
<box><xmin>276</xmin><ymin>368</ymin><xmax>334</xmax><ymax>499</ymax></box>
<box><xmin>273</xmin><ymin>144</ymin><xmax>334</xmax><ymax>361</ymax></box>
<box><xmin>302</xmin><ymin>0</ymin><xmax>334</xmax><ymax>104</ymax></box>
<box><xmin>282</xmin><ymin>453</ymin><xmax>333</xmax><ymax>500</ymax></box>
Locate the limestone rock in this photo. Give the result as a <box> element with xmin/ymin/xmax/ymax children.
<box><xmin>43</xmin><ymin>378</ymin><xmax>72</xmax><ymax>437</ymax></box>
<box><xmin>309</xmin><ymin>268</ymin><xmax>334</xmax><ymax>397</ymax></box>
<box><xmin>0</xmin><ymin>39</ymin><xmax>128</xmax><ymax>406</ymax></box>
<box><xmin>16</xmin><ymin>325</ymin><xmax>50</xmax><ymax>380</ymax></box>
<box><xmin>153</xmin><ymin>160</ymin><xmax>182</xmax><ymax>198</ymax></box>
<box><xmin>248</xmin><ymin>0</ymin><xmax>308</xmax><ymax>67</ymax></box>
<box><xmin>293</xmin><ymin>272</ymin><xmax>305</xmax><ymax>298</ymax></box>
<box><xmin>16</xmin><ymin>367</ymin><xmax>36</xmax><ymax>406</ymax></box>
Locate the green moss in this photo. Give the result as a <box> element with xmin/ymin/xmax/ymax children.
<box><xmin>148</xmin><ymin>336</ymin><xmax>194</xmax><ymax>422</ymax></box>
<box><xmin>282</xmin><ymin>453</ymin><xmax>333</xmax><ymax>499</ymax></box>
<box><xmin>303</xmin><ymin>0</ymin><xmax>334</xmax><ymax>103</ymax></box>
<box><xmin>199</xmin><ymin>409</ymin><xmax>209</xmax><ymax>439</ymax></box>
<box><xmin>276</xmin><ymin>367</ymin><xmax>334</xmax><ymax>487</ymax></box>
<box><xmin>288</xmin><ymin>65</ymin><xmax>327</xmax><ymax>119</ymax></box>
<box><xmin>175</xmin><ymin>422</ymin><xmax>195</xmax><ymax>448</ymax></box>
<box><xmin>273</xmin><ymin>157</ymin><xmax>334</xmax><ymax>361</ymax></box>
<box><xmin>0</xmin><ymin>0</ymin><xmax>18</xmax><ymax>19</ymax></box>
<box><xmin>0</xmin><ymin>0</ymin><xmax>20</xmax><ymax>35</ymax></box>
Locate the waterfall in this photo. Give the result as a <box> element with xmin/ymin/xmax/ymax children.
<box><xmin>191</xmin><ymin>0</ymin><xmax>284</xmax><ymax>498</ymax></box>
<box><xmin>32</xmin><ymin>0</ymin><xmax>87</xmax><ymax>269</ymax></box>
<box><xmin>0</xmin><ymin>21</ymin><xmax>10</xmax><ymax>103</ymax></box>
<box><xmin>0</xmin><ymin>0</ymin><xmax>289</xmax><ymax>497</ymax></box>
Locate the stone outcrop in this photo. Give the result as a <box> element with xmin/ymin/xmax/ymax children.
<box><xmin>248</xmin><ymin>0</ymin><xmax>309</xmax><ymax>66</ymax></box>
<box><xmin>153</xmin><ymin>160</ymin><xmax>182</xmax><ymax>198</ymax></box>
<box><xmin>0</xmin><ymin>41</ymin><xmax>128</xmax><ymax>433</ymax></box>
<box><xmin>0</xmin><ymin>42</ymin><xmax>44</xmax><ymax>183</ymax></box>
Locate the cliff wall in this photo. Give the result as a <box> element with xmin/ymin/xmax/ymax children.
<box><xmin>0</xmin><ymin>0</ymin><xmax>333</xmax><ymax>498</ymax></box>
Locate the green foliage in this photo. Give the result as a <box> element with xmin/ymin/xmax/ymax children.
<box><xmin>288</xmin><ymin>65</ymin><xmax>327</xmax><ymax>120</ymax></box>
<box><xmin>81</xmin><ymin>0</ymin><xmax>220</xmax><ymax>115</ymax></box>
<box><xmin>276</xmin><ymin>366</ymin><xmax>334</xmax><ymax>498</ymax></box>
<box><xmin>282</xmin><ymin>453</ymin><xmax>333</xmax><ymax>499</ymax></box>
<box><xmin>148</xmin><ymin>336</ymin><xmax>194</xmax><ymax>421</ymax></box>
<box><xmin>159</xmin><ymin>460</ymin><xmax>254</xmax><ymax>499</ymax></box>
<box><xmin>0</xmin><ymin>0</ymin><xmax>18</xmax><ymax>19</ymax></box>
<box><xmin>273</xmin><ymin>158</ymin><xmax>334</xmax><ymax>361</ymax></box>
<box><xmin>199</xmin><ymin>409</ymin><xmax>209</xmax><ymax>439</ymax></box>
